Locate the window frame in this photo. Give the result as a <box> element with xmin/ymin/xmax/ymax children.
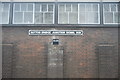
<box><xmin>13</xmin><ymin>3</ymin><xmax>34</xmax><ymax>24</ymax></box>
<box><xmin>34</xmin><ymin>3</ymin><xmax>55</xmax><ymax>24</ymax></box>
<box><xmin>78</xmin><ymin>3</ymin><xmax>100</xmax><ymax>24</ymax></box>
<box><xmin>1</xmin><ymin>2</ymin><xmax>119</xmax><ymax>27</ymax></box>
<box><xmin>58</xmin><ymin>3</ymin><xmax>100</xmax><ymax>24</ymax></box>
<box><xmin>0</xmin><ymin>2</ymin><xmax>10</xmax><ymax>24</ymax></box>
<box><xmin>103</xmin><ymin>3</ymin><xmax>119</xmax><ymax>24</ymax></box>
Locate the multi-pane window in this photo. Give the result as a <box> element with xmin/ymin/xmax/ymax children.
<box><xmin>79</xmin><ymin>4</ymin><xmax>100</xmax><ymax>24</ymax></box>
<box><xmin>34</xmin><ymin>4</ymin><xmax>54</xmax><ymax>24</ymax></box>
<box><xmin>1</xmin><ymin>3</ymin><xmax>119</xmax><ymax>25</ymax></box>
<box><xmin>103</xmin><ymin>4</ymin><xmax>118</xmax><ymax>24</ymax></box>
<box><xmin>13</xmin><ymin>3</ymin><xmax>34</xmax><ymax>24</ymax></box>
<box><xmin>58</xmin><ymin>4</ymin><xmax>78</xmax><ymax>24</ymax></box>
<box><xmin>0</xmin><ymin>3</ymin><xmax>10</xmax><ymax>24</ymax></box>
<box><xmin>58</xmin><ymin>3</ymin><xmax>100</xmax><ymax>24</ymax></box>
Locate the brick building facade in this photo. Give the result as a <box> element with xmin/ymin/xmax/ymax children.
<box><xmin>0</xmin><ymin>0</ymin><xmax>119</xmax><ymax>79</ymax></box>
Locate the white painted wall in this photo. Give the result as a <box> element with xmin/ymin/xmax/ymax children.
<box><xmin>0</xmin><ymin>0</ymin><xmax>120</xmax><ymax>2</ymax></box>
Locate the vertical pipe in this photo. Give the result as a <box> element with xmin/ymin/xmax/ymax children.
<box><xmin>100</xmin><ymin>0</ymin><xmax>103</xmax><ymax>25</ymax></box>
<box><xmin>0</xmin><ymin>2</ymin><xmax>2</xmax><ymax>80</ymax></box>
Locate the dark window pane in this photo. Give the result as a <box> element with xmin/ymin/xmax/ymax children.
<box><xmin>44</xmin><ymin>13</ymin><xmax>53</xmax><ymax>24</ymax></box>
<box><xmin>14</xmin><ymin>3</ymin><xmax>20</xmax><ymax>11</ymax></box>
<box><xmin>21</xmin><ymin>3</ymin><xmax>27</xmax><ymax>11</ymax></box>
<box><xmin>66</xmin><ymin>4</ymin><xmax>71</xmax><ymax>12</ymax></box>
<box><xmin>34</xmin><ymin>12</ymin><xmax>43</xmax><ymax>23</ymax></box>
<box><xmin>14</xmin><ymin>12</ymin><xmax>23</xmax><ymax>23</ymax></box>
<box><xmin>35</xmin><ymin>4</ymin><xmax>40</xmax><ymax>11</ymax></box>
<box><xmin>24</xmin><ymin>12</ymin><xmax>33</xmax><ymax>23</ymax></box>
<box><xmin>28</xmin><ymin>4</ymin><xmax>33</xmax><ymax>11</ymax></box>
<box><xmin>42</xmin><ymin>4</ymin><xmax>47</xmax><ymax>11</ymax></box>
<box><xmin>48</xmin><ymin>5</ymin><xmax>53</xmax><ymax>11</ymax></box>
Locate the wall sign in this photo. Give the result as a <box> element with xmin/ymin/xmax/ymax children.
<box><xmin>29</xmin><ymin>30</ymin><xmax>83</xmax><ymax>36</ymax></box>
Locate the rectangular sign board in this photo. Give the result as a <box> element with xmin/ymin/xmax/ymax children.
<box><xmin>29</xmin><ymin>30</ymin><xmax>83</xmax><ymax>36</ymax></box>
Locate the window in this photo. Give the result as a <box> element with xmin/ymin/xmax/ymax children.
<box><xmin>79</xmin><ymin>4</ymin><xmax>100</xmax><ymax>24</ymax></box>
<box><xmin>103</xmin><ymin>4</ymin><xmax>118</xmax><ymax>24</ymax></box>
<box><xmin>13</xmin><ymin>3</ymin><xmax>34</xmax><ymax>24</ymax></box>
<box><xmin>0</xmin><ymin>3</ymin><xmax>10</xmax><ymax>24</ymax></box>
<box><xmin>34</xmin><ymin>3</ymin><xmax>54</xmax><ymax>24</ymax></box>
<box><xmin>58</xmin><ymin>3</ymin><xmax>100</xmax><ymax>24</ymax></box>
<box><xmin>58</xmin><ymin>4</ymin><xmax>78</xmax><ymax>24</ymax></box>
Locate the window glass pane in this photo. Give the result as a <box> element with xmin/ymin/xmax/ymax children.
<box><xmin>66</xmin><ymin>4</ymin><xmax>71</xmax><ymax>12</ymax></box>
<box><xmin>34</xmin><ymin>12</ymin><xmax>43</xmax><ymax>23</ymax></box>
<box><xmin>1</xmin><ymin>3</ymin><xmax>10</xmax><ymax>24</ymax></box>
<box><xmin>44</xmin><ymin>13</ymin><xmax>53</xmax><ymax>23</ymax></box>
<box><xmin>28</xmin><ymin>4</ymin><xmax>33</xmax><ymax>11</ymax></box>
<box><xmin>48</xmin><ymin>5</ymin><xmax>53</xmax><ymax>11</ymax></box>
<box><xmin>103</xmin><ymin>4</ymin><xmax>118</xmax><ymax>24</ymax></box>
<box><xmin>21</xmin><ymin>3</ymin><xmax>27</xmax><ymax>11</ymax></box>
<box><xmin>79</xmin><ymin>4</ymin><xmax>85</xmax><ymax>12</ymax></box>
<box><xmin>79</xmin><ymin>4</ymin><xmax>99</xmax><ymax>24</ymax></box>
<box><xmin>94</xmin><ymin>12</ymin><xmax>99</xmax><ymax>23</ymax></box>
<box><xmin>104</xmin><ymin>12</ymin><xmax>113</xmax><ymax>23</ymax></box>
<box><xmin>2</xmin><ymin>12</ymin><xmax>9</xmax><ymax>24</ymax></box>
<box><xmin>34</xmin><ymin>3</ymin><xmax>54</xmax><ymax>24</ymax></box>
<box><xmin>14</xmin><ymin>3</ymin><xmax>20</xmax><ymax>11</ymax></box>
<box><xmin>86</xmin><ymin>4</ymin><xmax>91</xmax><ymax>11</ymax></box>
<box><xmin>14</xmin><ymin>12</ymin><xmax>23</xmax><ymax>23</ymax></box>
<box><xmin>59</xmin><ymin>4</ymin><xmax>65</xmax><ymax>12</ymax></box>
<box><xmin>93</xmin><ymin>4</ymin><xmax>98</xmax><ymax>11</ymax></box>
<box><xmin>111</xmin><ymin>4</ymin><xmax>116</xmax><ymax>12</ymax></box>
<box><xmin>86</xmin><ymin>12</ymin><xmax>98</xmax><ymax>23</ymax></box>
<box><xmin>58</xmin><ymin>4</ymin><xmax>78</xmax><ymax>24</ymax></box>
<box><xmin>104</xmin><ymin>4</ymin><xmax>109</xmax><ymax>11</ymax></box>
<box><xmin>59</xmin><ymin>13</ymin><xmax>68</xmax><ymax>24</ymax></box>
<box><xmin>42</xmin><ymin>4</ymin><xmax>47</xmax><ymax>11</ymax></box>
<box><xmin>72</xmin><ymin>4</ymin><xmax>78</xmax><ymax>12</ymax></box>
<box><xmin>35</xmin><ymin>4</ymin><xmax>40</xmax><ymax>11</ymax></box>
<box><xmin>86</xmin><ymin>12</ymin><xmax>91</xmax><ymax>23</ymax></box>
<box><xmin>3</xmin><ymin>3</ymin><xmax>9</xmax><ymax>11</ymax></box>
<box><xmin>0</xmin><ymin>5</ymin><xmax>3</xmax><ymax>12</ymax></box>
<box><xmin>24</xmin><ymin>12</ymin><xmax>33</xmax><ymax>23</ymax></box>
<box><xmin>114</xmin><ymin>12</ymin><xmax>118</xmax><ymax>23</ymax></box>
<box><xmin>13</xmin><ymin>3</ymin><xmax>34</xmax><ymax>24</ymax></box>
<box><xmin>79</xmin><ymin>12</ymin><xmax>85</xmax><ymax>24</ymax></box>
<box><xmin>69</xmin><ymin>13</ymin><xmax>78</xmax><ymax>24</ymax></box>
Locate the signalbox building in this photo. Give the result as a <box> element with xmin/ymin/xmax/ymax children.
<box><xmin>0</xmin><ymin>0</ymin><xmax>119</xmax><ymax>79</ymax></box>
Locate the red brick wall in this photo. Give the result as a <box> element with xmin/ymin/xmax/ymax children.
<box><xmin>2</xmin><ymin>27</ymin><xmax>118</xmax><ymax>78</ymax></box>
